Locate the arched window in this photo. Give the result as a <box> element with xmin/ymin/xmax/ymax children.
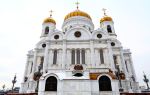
<box><xmin>53</xmin><ymin>50</ymin><xmax>57</xmax><ymax>64</ymax></box>
<box><xmin>113</xmin><ymin>55</ymin><xmax>117</xmax><ymax>69</ymax></box>
<box><xmin>45</xmin><ymin>76</ymin><xmax>57</xmax><ymax>91</ymax></box>
<box><xmin>99</xmin><ymin>76</ymin><xmax>112</xmax><ymax>91</ymax></box>
<box><xmin>30</xmin><ymin>62</ymin><xmax>33</xmax><ymax>73</ymax></box>
<box><xmin>100</xmin><ymin>49</ymin><xmax>104</xmax><ymax>64</ymax></box>
<box><xmin>40</xmin><ymin>56</ymin><xmax>44</xmax><ymax>69</ymax></box>
<box><xmin>45</xmin><ymin>27</ymin><xmax>49</xmax><ymax>34</ymax></box>
<box><xmin>107</xmin><ymin>25</ymin><xmax>112</xmax><ymax>33</ymax></box>
<box><xmin>76</xmin><ymin>49</ymin><xmax>80</xmax><ymax>64</ymax></box>
<box><xmin>71</xmin><ymin>50</ymin><xmax>75</xmax><ymax>64</ymax></box>
<box><xmin>81</xmin><ymin>50</ymin><xmax>85</xmax><ymax>64</ymax></box>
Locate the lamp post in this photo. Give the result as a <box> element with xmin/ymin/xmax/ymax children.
<box><xmin>130</xmin><ymin>75</ymin><xmax>135</xmax><ymax>89</ymax></box>
<box><xmin>143</xmin><ymin>72</ymin><xmax>150</xmax><ymax>90</ymax></box>
<box><xmin>2</xmin><ymin>84</ymin><xmax>5</xmax><ymax>91</ymax></box>
<box><xmin>33</xmin><ymin>65</ymin><xmax>42</xmax><ymax>92</ymax></box>
<box><xmin>12</xmin><ymin>74</ymin><xmax>17</xmax><ymax>93</ymax></box>
<box><xmin>116</xmin><ymin>64</ymin><xmax>124</xmax><ymax>92</ymax></box>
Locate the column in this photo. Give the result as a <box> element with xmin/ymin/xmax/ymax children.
<box><xmin>90</xmin><ymin>40</ymin><xmax>94</xmax><ymax>66</ymax></box>
<box><xmin>103</xmin><ymin>48</ymin><xmax>109</xmax><ymax>65</ymax></box>
<box><xmin>62</xmin><ymin>40</ymin><xmax>66</xmax><ymax>69</ymax></box>
<box><xmin>129</xmin><ymin>54</ymin><xmax>137</xmax><ymax>82</ymax></box>
<box><xmin>117</xmin><ymin>55</ymin><xmax>123</xmax><ymax>71</ymax></box>
<box><xmin>107</xmin><ymin>40</ymin><xmax>116</xmax><ymax>70</ymax></box>
<box><xmin>48</xmin><ymin>49</ymin><xmax>53</xmax><ymax>69</ymax></box>
<box><xmin>94</xmin><ymin>49</ymin><xmax>98</xmax><ymax>66</ymax></box>
<box><xmin>58</xmin><ymin>49</ymin><xmax>62</xmax><ymax>68</ymax></box>
<box><xmin>43</xmin><ymin>42</ymin><xmax>50</xmax><ymax>74</ymax></box>
<box><xmin>80</xmin><ymin>49</ymin><xmax>82</xmax><ymax>64</ymax></box>
<box><xmin>120</xmin><ymin>48</ymin><xmax>128</xmax><ymax>79</ymax></box>
<box><xmin>66</xmin><ymin>49</ymin><xmax>71</xmax><ymax>68</ymax></box>
<box><xmin>86</xmin><ymin>49</ymin><xmax>90</xmax><ymax>67</ymax></box>
<box><xmin>75</xmin><ymin>49</ymin><xmax>77</xmax><ymax>64</ymax></box>
<box><xmin>23</xmin><ymin>56</ymin><xmax>29</xmax><ymax>80</ymax></box>
<box><xmin>32</xmin><ymin>48</ymin><xmax>38</xmax><ymax>75</ymax></box>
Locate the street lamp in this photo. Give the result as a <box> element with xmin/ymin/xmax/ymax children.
<box><xmin>143</xmin><ymin>72</ymin><xmax>150</xmax><ymax>90</ymax></box>
<box><xmin>2</xmin><ymin>84</ymin><xmax>5</xmax><ymax>91</ymax></box>
<box><xmin>116</xmin><ymin>64</ymin><xmax>124</xmax><ymax>92</ymax></box>
<box><xmin>33</xmin><ymin>65</ymin><xmax>42</xmax><ymax>92</ymax></box>
<box><xmin>12</xmin><ymin>74</ymin><xmax>17</xmax><ymax>93</ymax></box>
<box><xmin>130</xmin><ymin>75</ymin><xmax>135</xmax><ymax>89</ymax></box>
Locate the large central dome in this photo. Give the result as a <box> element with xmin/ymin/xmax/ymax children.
<box><xmin>64</xmin><ymin>9</ymin><xmax>91</xmax><ymax>20</ymax></box>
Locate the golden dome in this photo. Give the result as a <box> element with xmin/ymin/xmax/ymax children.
<box><xmin>64</xmin><ymin>10</ymin><xmax>91</xmax><ymax>20</ymax></box>
<box><xmin>43</xmin><ymin>17</ymin><xmax>56</xmax><ymax>25</ymax></box>
<box><xmin>100</xmin><ymin>16</ymin><xmax>113</xmax><ymax>23</ymax></box>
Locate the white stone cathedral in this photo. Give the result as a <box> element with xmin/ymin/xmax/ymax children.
<box><xmin>20</xmin><ymin>6</ymin><xmax>140</xmax><ymax>95</ymax></box>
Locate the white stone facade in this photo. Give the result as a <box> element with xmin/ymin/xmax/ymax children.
<box><xmin>20</xmin><ymin>9</ymin><xmax>140</xmax><ymax>95</ymax></box>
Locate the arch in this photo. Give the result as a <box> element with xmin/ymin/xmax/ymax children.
<box><xmin>45</xmin><ymin>76</ymin><xmax>57</xmax><ymax>91</ymax></box>
<box><xmin>91</xmin><ymin>29</ymin><xmax>107</xmax><ymax>40</ymax></box>
<box><xmin>107</xmin><ymin>25</ymin><xmax>112</xmax><ymax>33</ymax></box>
<box><xmin>99</xmin><ymin>75</ymin><xmax>112</xmax><ymax>91</ymax></box>
<box><xmin>49</xmin><ymin>31</ymin><xmax>64</xmax><ymax>40</ymax></box>
<box><xmin>53</xmin><ymin>50</ymin><xmax>57</xmax><ymax>64</ymax></box>
<box><xmin>45</xmin><ymin>26</ymin><xmax>49</xmax><ymax>34</ymax></box>
<box><xmin>65</xmin><ymin>27</ymin><xmax>91</xmax><ymax>40</ymax></box>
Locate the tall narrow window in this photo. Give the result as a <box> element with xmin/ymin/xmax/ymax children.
<box><xmin>45</xmin><ymin>76</ymin><xmax>57</xmax><ymax>91</ymax></box>
<box><xmin>113</xmin><ymin>55</ymin><xmax>117</xmax><ymax>68</ymax></box>
<box><xmin>77</xmin><ymin>49</ymin><xmax>80</xmax><ymax>64</ymax></box>
<box><xmin>125</xmin><ymin>61</ymin><xmax>129</xmax><ymax>72</ymax></box>
<box><xmin>99</xmin><ymin>76</ymin><xmax>112</xmax><ymax>91</ymax></box>
<box><xmin>53</xmin><ymin>50</ymin><xmax>57</xmax><ymax>64</ymax></box>
<box><xmin>40</xmin><ymin>56</ymin><xmax>44</xmax><ymax>69</ymax></box>
<box><xmin>82</xmin><ymin>50</ymin><xmax>85</xmax><ymax>64</ymax></box>
<box><xmin>71</xmin><ymin>50</ymin><xmax>75</xmax><ymax>64</ymax></box>
<box><xmin>30</xmin><ymin>62</ymin><xmax>33</xmax><ymax>73</ymax></box>
<box><xmin>45</xmin><ymin>27</ymin><xmax>49</xmax><ymax>34</ymax></box>
<box><xmin>107</xmin><ymin>25</ymin><xmax>112</xmax><ymax>33</ymax></box>
<box><xmin>100</xmin><ymin>49</ymin><xmax>104</xmax><ymax>64</ymax></box>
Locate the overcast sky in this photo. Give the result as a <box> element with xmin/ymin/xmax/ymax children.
<box><xmin>0</xmin><ymin>0</ymin><xmax>150</xmax><ymax>90</ymax></box>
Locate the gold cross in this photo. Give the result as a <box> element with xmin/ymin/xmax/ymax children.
<box><xmin>102</xmin><ymin>8</ymin><xmax>107</xmax><ymax>16</ymax></box>
<box><xmin>75</xmin><ymin>1</ymin><xmax>80</xmax><ymax>9</ymax></box>
<box><xmin>49</xmin><ymin>10</ymin><xmax>53</xmax><ymax>17</ymax></box>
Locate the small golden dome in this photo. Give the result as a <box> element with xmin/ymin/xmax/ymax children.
<box><xmin>100</xmin><ymin>16</ymin><xmax>113</xmax><ymax>23</ymax></box>
<box><xmin>43</xmin><ymin>17</ymin><xmax>56</xmax><ymax>25</ymax></box>
<box><xmin>64</xmin><ymin>10</ymin><xmax>91</xmax><ymax>20</ymax></box>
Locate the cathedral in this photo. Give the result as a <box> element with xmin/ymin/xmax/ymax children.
<box><xmin>20</xmin><ymin>4</ymin><xmax>140</xmax><ymax>95</ymax></box>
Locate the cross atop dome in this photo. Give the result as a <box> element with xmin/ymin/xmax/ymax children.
<box><xmin>43</xmin><ymin>10</ymin><xmax>56</xmax><ymax>24</ymax></box>
<box><xmin>102</xmin><ymin>8</ymin><xmax>107</xmax><ymax>16</ymax></box>
<box><xmin>75</xmin><ymin>1</ymin><xmax>80</xmax><ymax>9</ymax></box>
<box><xmin>49</xmin><ymin>10</ymin><xmax>53</xmax><ymax>17</ymax></box>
